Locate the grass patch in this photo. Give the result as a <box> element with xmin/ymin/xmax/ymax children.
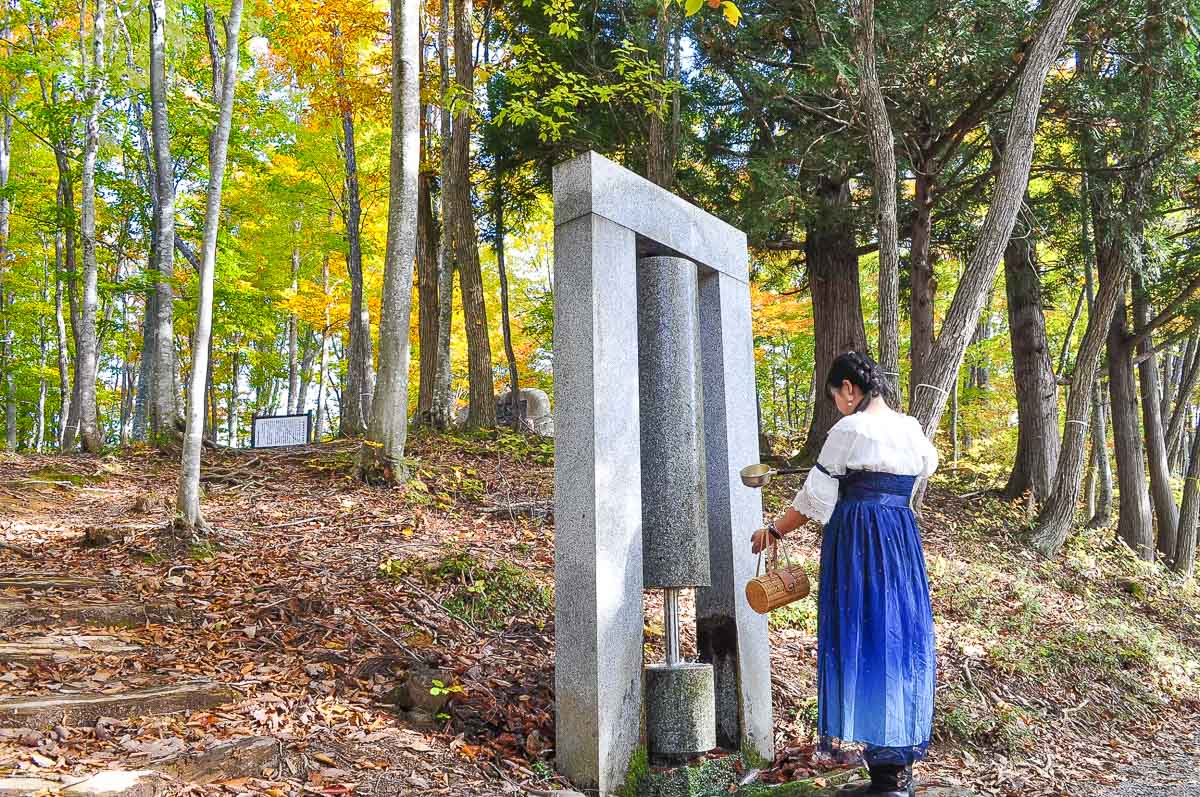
<box><xmin>379</xmin><ymin>551</ymin><xmax>552</xmax><ymax>631</ymax></box>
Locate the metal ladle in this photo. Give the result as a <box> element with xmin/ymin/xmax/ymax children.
<box><xmin>739</xmin><ymin>463</ymin><xmax>806</xmax><ymax>488</ymax></box>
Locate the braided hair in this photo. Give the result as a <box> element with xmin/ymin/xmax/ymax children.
<box><xmin>825</xmin><ymin>350</ymin><xmax>890</xmax><ymax>412</ymax></box>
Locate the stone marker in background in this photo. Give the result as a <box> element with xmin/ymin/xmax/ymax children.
<box><xmin>552</xmin><ymin>151</ymin><xmax>772</xmax><ymax>793</ymax></box>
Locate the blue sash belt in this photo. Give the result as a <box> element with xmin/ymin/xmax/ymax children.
<box><xmin>838</xmin><ymin>471</ymin><xmax>916</xmax><ymax>508</ymax></box>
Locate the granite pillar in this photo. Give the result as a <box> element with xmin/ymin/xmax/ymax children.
<box><xmin>636</xmin><ymin>256</ymin><xmax>709</xmax><ymax>588</ymax></box>
<box><xmin>697</xmin><ymin>268</ymin><xmax>774</xmax><ymax>762</ymax></box>
<box><xmin>552</xmin><ymin>212</ymin><xmax>644</xmax><ymax>793</ymax></box>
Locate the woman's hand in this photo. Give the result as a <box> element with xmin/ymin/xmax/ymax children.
<box><xmin>750</xmin><ymin>528</ymin><xmax>774</xmax><ymax>555</ymax></box>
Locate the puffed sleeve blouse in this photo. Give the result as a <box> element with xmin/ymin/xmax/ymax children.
<box><xmin>792</xmin><ymin>411</ymin><xmax>939</xmax><ymax>525</ymax></box>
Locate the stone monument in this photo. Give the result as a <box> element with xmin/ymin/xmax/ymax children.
<box><xmin>553</xmin><ymin>152</ymin><xmax>773</xmax><ymax>793</ymax></box>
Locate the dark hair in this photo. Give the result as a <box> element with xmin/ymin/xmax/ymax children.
<box><xmin>825</xmin><ymin>351</ymin><xmax>890</xmax><ymax>410</ymax></box>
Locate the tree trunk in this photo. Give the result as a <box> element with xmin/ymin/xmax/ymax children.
<box><xmin>53</xmin><ymin>227</ymin><xmax>71</xmax><ymax>450</ymax></box>
<box><xmin>297</xmin><ymin>331</ymin><xmax>317</xmax><ymax>413</ymax></box>
<box><xmin>1087</xmin><ymin>381</ymin><xmax>1114</xmax><ymax>527</ymax></box>
<box><xmin>646</xmin><ymin>0</ymin><xmax>675</xmax><ymax>189</ymax></box>
<box><xmin>1107</xmin><ymin>286</ymin><xmax>1155</xmax><ymax>560</ymax></box>
<box><xmin>416</xmin><ymin>167</ymin><xmax>439</xmax><ymax>422</ymax></box>
<box><xmin>854</xmin><ymin>0</ymin><xmax>900</xmax><ymax>405</ymax></box>
<box><xmin>287</xmin><ymin>220</ymin><xmax>301</xmax><ymax>414</ymax></box>
<box><xmin>495</xmin><ymin>165</ymin><xmax>521</xmax><ymax>432</ymax></box>
<box><xmin>149</xmin><ymin>0</ymin><xmax>180</xmax><ymax>444</ymax></box>
<box><xmin>448</xmin><ymin>0</ymin><xmax>494</xmax><ymax>429</ymax></box>
<box><xmin>176</xmin><ymin>0</ymin><xmax>243</xmax><ymax>534</ymax></box>
<box><xmin>1165</xmin><ymin>332</ymin><xmax>1200</xmax><ymax>461</ymax></box>
<box><xmin>316</xmin><ymin>251</ymin><xmax>330</xmax><ymax>438</ymax></box>
<box><xmin>228</xmin><ymin>345</ymin><xmax>239</xmax><ymax>446</ymax></box>
<box><xmin>358</xmin><ymin>0</ymin><xmax>419</xmax><ymax>484</ymax></box>
<box><xmin>1174</xmin><ymin>410</ymin><xmax>1200</xmax><ymax>576</ymax></box>
<box><xmin>1003</xmin><ymin>222</ymin><xmax>1060</xmax><ymax>503</ymax></box>
<box><xmin>339</xmin><ymin>105</ymin><xmax>374</xmax><ymax>437</ymax></box>
<box><xmin>909</xmin><ymin>168</ymin><xmax>935</xmax><ymax>386</ymax></box>
<box><xmin>430</xmin><ymin>0</ymin><xmax>454</xmax><ymax>428</ymax></box>
<box><xmin>76</xmin><ymin>0</ymin><xmax>108</xmax><ymax>453</ymax></box>
<box><xmin>1133</xmin><ymin>273</ymin><xmax>1179</xmax><ymax>562</ymax></box>
<box><xmin>800</xmin><ymin>177</ymin><xmax>868</xmax><ymax>464</ymax></box>
<box><xmin>1029</xmin><ymin>258</ymin><xmax>1126</xmax><ymax>555</ymax></box>
<box><xmin>906</xmin><ymin>0</ymin><xmax>1082</xmax><ymax>457</ymax></box>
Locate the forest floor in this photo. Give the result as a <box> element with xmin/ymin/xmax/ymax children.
<box><xmin>0</xmin><ymin>431</ymin><xmax>1198</xmax><ymax>797</ymax></box>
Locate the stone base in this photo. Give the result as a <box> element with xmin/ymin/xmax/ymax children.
<box><xmin>645</xmin><ymin>662</ymin><xmax>716</xmax><ymax>760</ymax></box>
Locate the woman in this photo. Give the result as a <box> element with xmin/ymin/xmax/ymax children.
<box><xmin>751</xmin><ymin>351</ymin><xmax>938</xmax><ymax>797</ymax></box>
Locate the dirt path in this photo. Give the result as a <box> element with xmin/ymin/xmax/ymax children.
<box><xmin>1091</xmin><ymin>732</ymin><xmax>1200</xmax><ymax>797</ymax></box>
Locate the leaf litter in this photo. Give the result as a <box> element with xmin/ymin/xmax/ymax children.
<box><xmin>0</xmin><ymin>434</ymin><xmax>1197</xmax><ymax>796</ymax></box>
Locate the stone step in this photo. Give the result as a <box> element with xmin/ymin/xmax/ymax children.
<box><xmin>0</xmin><ymin>600</ymin><xmax>189</xmax><ymax>629</ymax></box>
<box><xmin>150</xmin><ymin>736</ymin><xmax>278</xmax><ymax>784</ymax></box>
<box><xmin>0</xmin><ymin>738</ymin><xmax>276</xmax><ymax>795</ymax></box>
<box><xmin>0</xmin><ymin>771</ymin><xmax>164</xmax><ymax>796</ymax></box>
<box><xmin>0</xmin><ymin>635</ymin><xmax>141</xmax><ymax>665</ymax></box>
<box><xmin>0</xmin><ymin>576</ymin><xmax>105</xmax><ymax>593</ymax></box>
<box><xmin>0</xmin><ymin>682</ymin><xmax>236</xmax><ymax>728</ymax></box>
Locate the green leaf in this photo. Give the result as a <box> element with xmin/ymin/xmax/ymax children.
<box><xmin>685</xmin><ymin>0</ymin><xmax>704</xmax><ymax>16</ymax></box>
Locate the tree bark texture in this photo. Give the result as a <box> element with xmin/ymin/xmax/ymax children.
<box><xmin>340</xmin><ymin>107</ymin><xmax>374</xmax><ymax>437</ymax></box>
<box><xmin>76</xmin><ymin>0</ymin><xmax>108</xmax><ymax>453</ymax></box>
<box><xmin>176</xmin><ymin>0</ymin><xmax>242</xmax><ymax>533</ymax></box>
<box><xmin>287</xmin><ymin>221</ymin><xmax>301</xmax><ymax>414</ymax></box>
<box><xmin>1107</xmin><ymin>289</ymin><xmax>1155</xmax><ymax>559</ymax></box>
<box><xmin>1174</xmin><ymin>410</ymin><xmax>1200</xmax><ymax>575</ymax></box>
<box><xmin>853</xmin><ymin>0</ymin><xmax>901</xmax><ymax>405</ymax></box>
<box><xmin>1002</xmin><ymin>223</ymin><xmax>1060</xmax><ymax>503</ymax></box>
<box><xmin>358</xmin><ymin>0</ymin><xmax>420</xmax><ymax>484</ymax></box>
<box><xmin>416</xmin><ymin>167</ymin><xmax>439</xmax><ymax>421</ymax></box>
<box><xmin>430</xmin><ymin>0</ymin><xmax>454</xmax><ymax>428</ymax></box>
<box><xmin>909</xmin><ymin>169</ymin><xmax>935</xmax><ymax>386</ymax></box>
<box><xmin>1134</xmin><ymin>273</ymin><xmax>1179</xmax><ymax>562</ymax></box>
<box><xmin>800</xmin><ymin>177</ymin><xmax>868</xmax><ymax>464</ymax></box>
<box><xmin>149</xmin><ymin>0</ymin><xmax>180</xmax><ymax>444</ymax></box>
<box><xmin>447</xmin><ymin>0</ymin><xmax>494</xmax><ymax>428</ymax></box>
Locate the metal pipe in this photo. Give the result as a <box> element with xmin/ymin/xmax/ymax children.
<box><xmin>663</xmin><ymin>588</ymin><xmax>681</xmax><ymax>666</ymax></box>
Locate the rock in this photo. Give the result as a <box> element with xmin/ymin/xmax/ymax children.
<box><xmin>497</xmin><ymin>388</ymin><xmax>554</xmax><ymax>437</ymax></box>
<box><xmin>0</xmin><ymin>682</ymin><xmax>235</xmax><ymax>728</ymax></box>
<box><xmin>0</xmin><ymin>635</ymin><xmax>141</xmax><ymax>665</ymax></box>
<box><xmin>396</xmin><ymin>664</ymin><xmax>454</xmax><ymax>715</ymax></box>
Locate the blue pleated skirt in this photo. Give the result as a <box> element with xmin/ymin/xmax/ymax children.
<box><xmin>817</xmin><ymin>471</ymin><xmax>935</xmax><ymax>766</ymax></box>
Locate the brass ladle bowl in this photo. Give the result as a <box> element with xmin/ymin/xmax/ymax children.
<box><xmin>739</xmin><ymin>463</ymin><xmax>805</xmax><ymax>488</ymax></box>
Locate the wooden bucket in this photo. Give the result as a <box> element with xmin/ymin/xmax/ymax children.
<box><xmin>746</xmin><ymin>542</ymin><xmax>810</xmax><ymax>614</ymax></box>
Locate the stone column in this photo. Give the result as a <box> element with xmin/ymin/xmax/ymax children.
<box><xmin>637</xmin><ymin>256</ymin><xmax>709</xmax><ymax>588</ymax></box>
<box><xmin>697</xmin><ymin>268</ymin><xmax>775</xmax><ymax>762</ymax></box>
<box><xmin>552</xmin><ymin>212</ymin><xmax>645</xmax><ymax>793</ymax></box>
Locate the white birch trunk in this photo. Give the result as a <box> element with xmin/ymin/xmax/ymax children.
<box><xmin>75</xmin><ymin>0</ymin><xmax>107</xmax><ymax>452</ymax></box>
<box><xmin>431</xmin><ymin>0</ymin><xmax>454</xmax><ymax>427</ymax></box>
<box><xmin>358</xmin><ymin>0</ymin><xmax>420</xmax><ymax>483</ymax></box>
<box><xmin>176</xmin><ymin>0</ymin><xmax>243</xmax><ymax>533</ymax></box>
<box><xmin>149</xmin><ymin>0</ymin><xmax>180</xmax><ymax>442</ymax></box>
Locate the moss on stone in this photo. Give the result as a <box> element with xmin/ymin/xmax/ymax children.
<box><xmin>621</xmin><ymin>745</ymin><xmax>650</xmax><ymax>797</ymax></box>
<box><xmin>736</xmin><ymin>767</ymin><xmax>865</xmax><ymax>797</ymax></box>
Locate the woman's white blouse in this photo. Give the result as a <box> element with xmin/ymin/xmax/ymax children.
<box><xmin>791</xmin><ymin>411</ymin><xmax>939</xmax><ymax>524</ymax></box>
